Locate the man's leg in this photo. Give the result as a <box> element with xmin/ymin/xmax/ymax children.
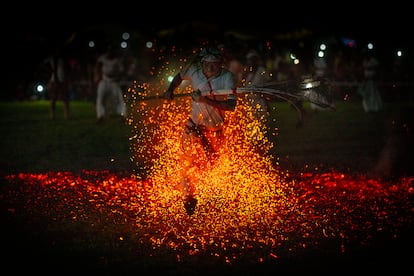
<box><xmin>61</xmin><ymin>83</ymin><xmax>70</xmax><ymax>120</ymax></box>
<box><xmin>96</xmin><ymin>80</ymin><xmax>106</xmax><ymax>122</ymax></box>
<box><xmin>114</xmin><ymin>83</ymin><xmax>127</xmax><ymax>117</ymax></box>
<box><xmin>49</xmin><ymin>83</ymin><xmax>57</xmax><ymax>120</ymax></box>
<box><xmin>179</xmin><ymin>130</ymin><xmax>200</xmax><ymax>215</ymax></box>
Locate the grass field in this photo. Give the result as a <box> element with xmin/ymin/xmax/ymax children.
<box><xmin>0</xmin><ymin>100</ymin><xmax>133</xmax><ymax>174</ymax></box>
<box><xmin>1</xmin><ymin>98</ymin><xmax>412</xmax><ymax>176</ymax></box>
<box><xmin>1</xmin><ymin>99</ymin><xmax>413</xmax><ymax>275</ymax></box>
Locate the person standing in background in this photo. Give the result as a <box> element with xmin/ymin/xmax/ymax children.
<box><xmin>358</xmin><ymin>51</ymin><xmax>383</xmax><ymax>112</ymax></box>
<box><xmin>44</xmin><ymin>47</ymin><xmax>70</xmax><ymax>120</ymax></box>
<box><xmin>95</xmin><ymin>43</ymin><xmax>127</xmax><ymax>123</ymax></box>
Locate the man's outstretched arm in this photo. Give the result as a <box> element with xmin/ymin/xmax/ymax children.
<box><xmin>163</xmin><ymin>74</ymin><xmax>183</xmax><ymax>100</ymax></box>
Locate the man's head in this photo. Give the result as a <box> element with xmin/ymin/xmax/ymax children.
<box><xmin>200</xmin><ymin>46</ymin><xmax>223</xmax><ymax>62</ymax></box>
<box><xmin>200</xmin><ymin>46</ymin><xmax>223</xmax><ymax>78</ymax></box>
<box><xmin>245</xmin><ymin>49</ymin><xmax>261</xmax><ymax>66</ymax></box>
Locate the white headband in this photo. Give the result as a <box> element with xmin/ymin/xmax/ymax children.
<box><xmin>201</xmin><ymin>55</ymin><xmax>222</xmax><ymax>62</ymax></box>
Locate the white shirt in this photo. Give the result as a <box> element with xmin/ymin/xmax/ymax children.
<box><xmin>98</xmin><ymin>54</ymin><xmax>123</xmax><ymax>81</ymax></box>
<box><xmin>181</xmin><ymin>64</ymin><xmax>236</xmax><ymax>129</ymax></box>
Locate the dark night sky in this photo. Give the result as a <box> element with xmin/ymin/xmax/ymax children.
<box><xmin>6</xmin><ymin>2</ymin><xmax>411</xmax><ymax>44</ymax></box>
<box><xmin>7</xmin><ymin>9</ymin><xmax>410</xmax><ymax>55</ymax></box>
<box><xmin>4</xmin><ymin>3</ymin><xmax>411</xmax><ymax>95</ymax></box>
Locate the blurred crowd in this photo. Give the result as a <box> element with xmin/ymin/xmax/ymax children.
<box><xmin>10</xmin><ymin>29</ymin><xmax>414</xmax><ymax>106</ymax></box>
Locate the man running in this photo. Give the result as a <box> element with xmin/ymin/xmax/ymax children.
<box><xmin>163</xmin><ymin>46</ymin><xmax>237</xmax><ymax>215</ymax></box>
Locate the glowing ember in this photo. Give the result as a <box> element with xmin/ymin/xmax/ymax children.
<box><xmin>2</xmin><ymin>171</ymin><xmax>413</xmax><ymax>265</ymax></box>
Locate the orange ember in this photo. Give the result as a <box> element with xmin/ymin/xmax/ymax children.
<box><xmin>3</xmin><ymin>171</ymin><xmax>413</xmax><ymax>265</ymax></box>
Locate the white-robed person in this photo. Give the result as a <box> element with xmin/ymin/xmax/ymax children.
<box><xmin>358</xmin><ymin>51</ymin><xmax>383</xmax><ymax>112</ymax></box>
<box><xmin>95</xmin><ymin>44</ymin><xmax>127</xmax><ymax>123</ymax></box>
<box><xmin>163</xmin><ymin>46</ymin><xmax>237</xmax><ymax>215</ymax></box>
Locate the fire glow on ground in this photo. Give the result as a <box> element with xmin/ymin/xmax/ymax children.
<box><xmin>2</xmin><ymin>169</ymin><xmax>413</xmax><ymax>268</ymax></box>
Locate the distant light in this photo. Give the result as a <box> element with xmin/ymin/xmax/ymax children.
<box><xmin>341</xmin><ymin>37</ymin><xmax>356</xmax><ymax>48</ymax></box>
<box><xmin>122</xmin><ymin>32</ymin><xmax>130</xmax><ymax>40</ymax></box>
<box><xmin>146</xmin><ymin>41</ymin><xmax>153</xmax><ymax>49</ymax></box>
<box><xmin>88</xmin><ymin>41</ymin><xmax>95</xmax><ymax>48</ymax></box>
<box><xmin>121</xmin><ymin>41</ymin><xmax>128</xmax><ymax>49</ymax></box>
<box><xmin>367</xmin><ymin>43</ymin><xmax>374</xmax><ymax>50</ymax></box>
<box><xmin>319</xmin><ymin>43</ymin><xmax>326</xmax><ymax>51</ymax></box>
<box><xmin>167</xmin><ymin>75</ymin><xmax>174</xmax><ymax>82</ymax></box>
<box><xmin>35</xmin><ymin>83</ymin><xmax>45</xmax><ymax>94</ymax></box>
<box><xmin>318</xmin><ymin>51</ymin><xmax>325</xmax><ymax>58</ymax></box>
<box><xmin>396</xmin><ymin>50</ymin><xmax>402</xmax><ymax>57</ymax></box>
<box><xmin>293</xmin><ymin>59</ymin><xmax>300</xmax><ymax>65</ymax></box>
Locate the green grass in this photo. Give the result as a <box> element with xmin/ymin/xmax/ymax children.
<box><xmin>0</xmin><ymin>100</ymin><xmax>133</xmax><ymax>174</ymax></box>
<box><xmin>1</xmin><ymin>99</ymin><xmax>412</xmax><ymax>176</ymax></box>
<box><xmin>272</xmin><ymin>100</ymin><xmax>388</xmax><ymax>172</ymax></box>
